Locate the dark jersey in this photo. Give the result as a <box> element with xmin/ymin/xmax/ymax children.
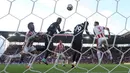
<box><xmin>73</xmin><ymin>23</ymin><xmax>88</xmax><ymax>38</ymax></box>
<box><xmin>47</xmin><ymin>22</ymin><xmax>61</xmax><ymax>36</ymax></box>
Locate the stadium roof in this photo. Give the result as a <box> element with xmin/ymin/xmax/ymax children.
<box><xmin>121</xmin><ymin>31</ymin><xmax>130</xmax><ymax>38</ymax></box>
<box><xmin>0</xmin><ymin>31</ymin><xmax>130</xmax><ymax>44</ymax></box>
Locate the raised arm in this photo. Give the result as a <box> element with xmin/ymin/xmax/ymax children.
<box><xmin>93</xmin><ymin>29</ymin><xmax>96</xmax><ymax>35</ymax></box>
<box><xmin>104</xmin><ymin>27</ymin><xmax>110</xmax><ymax>38</ymax></box>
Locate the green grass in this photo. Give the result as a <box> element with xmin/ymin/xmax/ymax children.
<box><xmin>0</xmin><ymin>64</ymin><xmax>130</xmax><ymax>73</ymax></box>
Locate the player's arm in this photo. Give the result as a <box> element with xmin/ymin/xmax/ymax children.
<box><xmin>28</xmin><ymin>32</ymin><xmax>44</xmax><ymax>40</ymax></box>
<box><xmin>54</xmin><ymin>46</ymin><xmax>58</xmax><ymax>52</ymax></box>
<box><xmin>37</xmin><ymin>32</ymin><xmax>44</xmax><ymax>38</ymax></box>
<box><xmin>73</xmin><ymin>26</ymin><xmax>77</xmax><ymax>35</ymax></box>
<box><xmin>57</xmin><ymin>25</ymin><xmax>61</xmax><ymax>32</ymax></box>
<box><xmin>54</xmin><ymin>45</ymin><xmax>58</xmax><ymax>56</ymax></box>
<box><xmin>104</xmin><ymin>27</ymin><xmax>110</xmax><ymax>38</ymax></box>
<box><xmin>57</xmin><ymin>25</ymin><xmax>66</xmax><ymax>34</ymax></box>
<box><xmin>28</xmin><ymin>33</ymin><xmax>37</xmax><ymax>41</ymax></box>
<box><xmin>62</xmin><ymin>44</ymin><xmax>65</xmax><ymax>51</ymax></box>
<box><xmin>55</xmin><ymin>44</ymin><xmax>60</xmax><ymax>53</ymax></box>
<box><xmin>93</xmin><ymin>29</ymin><xmax>96</xmax><ymax>35</ymax></box>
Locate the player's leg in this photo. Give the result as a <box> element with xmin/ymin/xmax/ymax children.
<box><xmin>55</xmin><ymin>53</ymin><xmax>60</xmax><ymax>66</ymax></box>
<box><xmin>75</xmin><ymin>40</ymin><xmax>82</xmax><ymax>64</ymax></box>
<box><xmin>71</xmin><ymin>41</ymin><xmax>77</xmax><ymax>68</ymax></box>
<box><xmin>26</xmin><ymin>46</ymin><xmax>37</xmax><ymax>69</ymax></box>
<box><xmin>104</xmin><ymin>38</ymin><xmax>113</xmax><ymax>60</ymax></box>
<box><xmin>41</xmin><ymin>35</ymin><xmax>49</xmax><ymax>64</ymax></box>
<box><xmin>71</xmin><ymin>40</ymin><xmax>82</xmax><ymax>68</ymax></box>
<box><xmin>72</xmin><ymin>51</ymin><xmax>81</xmax><ymax>68</ymax></box>
<box><xmin>19</xmin><ymin>53</ymin><xmax>25</xmax><ymax>63</ymax></box>
<box><xmin>26</xmin><ymin>56</ymin><xmax>34</xmax><ymax>69</ymax></box>
<box><xmin>44</xmin><ymin>41</ymin><xmax>53</xmax><ymax>59</ymax></box>
<box><xmin>72</xmin><ymin>42</ymin><xmax>76</xmax><ymax>62</ymax></box>
<box><xmin>72</xmin><ymin>51</ymin><xmax>77</xmax><ymax>66</ymax></box>
<box><xmin>96</xmin><ymin>38</ymin><xmax>102</xmax><ymax>63</ymax></box>
<box><xmin>19</xmin><ymin>46</ymin><xmax>29</xmax><ymax>63</ymax></box>
<box><xmin>42</xmin><ymin>36</ymin><xmax>53</xmax><ymax>65</ymax></box>
<box><xmin>61</xmin><ymin>53</ymin><xmax>66</xmax><ymax>66</ymax></box>
<box><xmin>75</xmin><ymin>50</ymin><xmax>81</xmax><ymax>65</ymax></box>
<box><xmin>44</xmin><ymin>36</ymin><xmax>49</xmax><ymax>59</ymax></box>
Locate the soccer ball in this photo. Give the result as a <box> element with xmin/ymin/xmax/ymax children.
<box><xmin>67</xmin><ymin>4</ymin><xmax>73</xmax><ymax>11</ymax></box>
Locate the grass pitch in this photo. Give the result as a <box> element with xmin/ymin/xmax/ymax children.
<box><xmin>0</xmin><ymin>64</ymin><xmax>130</xmax><ymax>73</ymax></box>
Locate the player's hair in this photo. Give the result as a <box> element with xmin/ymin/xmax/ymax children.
<box><xmin>95</xmin><ymin>21</ymin><xmax>99</xmax><ymax>25</ymax></box>
<box><xmin>57</xmin><ymin>17</ymin><xmax>62</xmax><ymax>21</ymax></box>
<box><xmin>28</xmin><ymin>22</ymin><xmax>34</xmax><ymax>27</ymax></box>
<box><xmin>28</xmin><ymin>22</ymin><xmax>34</xmax><ymax>31</ymax></box>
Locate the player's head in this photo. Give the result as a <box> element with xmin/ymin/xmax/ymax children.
<box><xmin>28</xmin><ymin>22</ymin><xmax>35</xmax><ymax>31</ymax></box>
<box><xmin>82</xmin><ymin>21</ymin><xmax>89</xmax><ymax>26</ymax></box>
<box><xmin>94</xmin><ymin>21</ymin><xmax>99</xmax><ymax>26</ymax></box>
<box><xmin>56</xmin><ymin>17</ymin><xmax>62</xmax><ymax>24</ymax></box>
<box><xmin>59</xmin><ymin>40</ymin><xmax>62</xmax><ymax>44</ymax></box>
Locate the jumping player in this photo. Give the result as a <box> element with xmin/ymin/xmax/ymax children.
<box><xmin>22</xmin><ymin>22</ymin><xmax>37</xmax><ymax>54</ymax></box>
<box><xmin>93</xmin><ymin>21</ymin><xmax>113</xmax><ymax>64</ymax></box>
<box><xmin>19</xmin><ymin>22</ymin><xmax>42</xmax><ymax>68</ymax></box>
<box><xmin>54</xmin><ymin>40</ymin><xmax>66</xmax><ymax>66</ymax></box>
<box><xmin>42</xmin><ymin>17</ymin><xmax>62</xmax><ymax>65</ymax></box>
<box><xmin>71</xmin><ymin>21</ymin><xmax>93</xmax><ymax>68</ymax></box>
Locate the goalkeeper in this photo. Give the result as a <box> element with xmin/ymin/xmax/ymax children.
<box><xmin>71</xmin><ymin>21</ymin><xmax>93</xmax><ymax>68</ymax></box>
<box><xmin>41</xmin><ymin>17</ymin><xmax>62</xmax><ymax>65</ymax></box>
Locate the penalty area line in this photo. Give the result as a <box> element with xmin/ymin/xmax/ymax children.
<box><xmin>69</xmin><ymin>71</ymin><xmax>128</xmax><ymax>73</ymax></box>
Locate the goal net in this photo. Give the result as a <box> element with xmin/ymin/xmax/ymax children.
<box><xmin>0</xmin><ymin>0</ymin><xmax>130</xmax><ymax>73</ymax></box>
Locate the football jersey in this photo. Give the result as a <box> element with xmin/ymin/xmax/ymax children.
<box><xmin>74</xmin><ymin>23</ymin><xmax>88</xmax><ymax>37</ymax></box>
<box><xmin>47</xmin><ymin>22</ymin><xmax>61</xmax><ymax>36</ymax></box>
<box><xmin>25</xmin><ymin>31</ymin><xmax>36</xmax><ymax>47</ymax></box>
<box><xmin>55</xmin><ymin>43</ymin><xmax>64</xmax><ymax>53</ymax></box>
<box><xmin>93</xmin><ymin>25</ymin><xmax>105</xmax><ymax>39</ymax></box>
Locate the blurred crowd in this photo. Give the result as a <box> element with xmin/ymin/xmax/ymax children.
<box><xmin>0</xmin><ymin>45</ymin><xmax>130</xmax><ymax>64</ymax></box>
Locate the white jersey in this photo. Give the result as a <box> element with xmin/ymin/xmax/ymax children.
<box><xmin>93</xmin><ymin>25</ymin><xmax>105</xmax><ymax>39</ymax></box>
<box><xmin>22</xmin><ymin>31</ymin><xmax>36</xmax><ymax>53</ymax></box>
<box><xmin>25</xmin><ymin>31</ymin><xmax>36</xmax><ymax>47</ymax></box>
<box><xmin>55</xmin><ymin>43</ymin><xmax>64</xmax><ymax>53</ymax></box>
